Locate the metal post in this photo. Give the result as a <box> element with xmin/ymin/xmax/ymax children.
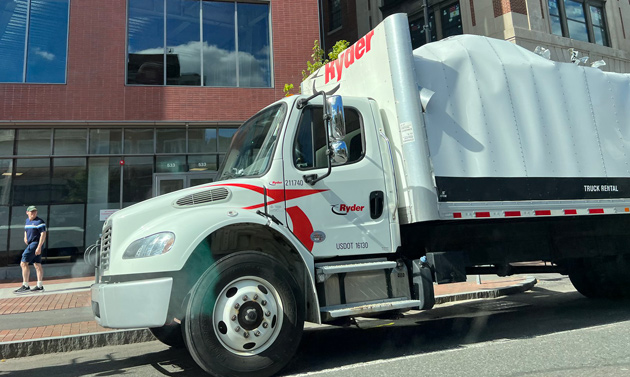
<box><xmin>423</xmin><ymin>0</ymin><xmax>431</xmax><ymax>44</ymax></box>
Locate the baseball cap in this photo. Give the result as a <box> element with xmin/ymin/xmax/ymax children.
<box><xmin>26</xmin><ymin>205</ymin><xmax>38</xmax><ymax>212</ymax></box>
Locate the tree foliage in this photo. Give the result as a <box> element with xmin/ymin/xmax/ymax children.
<box><xmin>284</xmin><ymin>39</ymin><xmax>349</xmax><ymax>96</ymax></box>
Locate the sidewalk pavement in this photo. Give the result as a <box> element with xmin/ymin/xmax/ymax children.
<box><xmin>0</xmin><ymin>272</ymin><xmax>537</xmax><ymax>360</ymax></box>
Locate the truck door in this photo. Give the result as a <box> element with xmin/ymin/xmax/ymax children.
<box><xmin>281</xmin><ymin>98</ymin><xmax>393</xmax><ymax>258</ymax></box>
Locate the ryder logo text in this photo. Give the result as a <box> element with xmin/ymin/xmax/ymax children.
<box><xmin>325</xmin><ymin>30</ymin><xmax>375</xmax><ymax>84</ymax></box>
<box><xmin>331</xmin><ymin>204</ymin><xmax>365</xmax><ymax>215</ymax></box>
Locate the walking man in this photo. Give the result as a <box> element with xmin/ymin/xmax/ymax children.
<box><xmin>14</xmin><ymin>206</ymin><xmax>46</xmax><ymax>294</ymax></box>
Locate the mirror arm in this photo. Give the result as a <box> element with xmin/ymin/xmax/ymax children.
<box><xmin>299</xmin><ymin>90</ymin><xmax>333</xmax><ymax>186</ymax></box>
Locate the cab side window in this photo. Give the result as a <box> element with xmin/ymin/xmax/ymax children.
<box><xmin>293</xmin><ymin>106</ymin><xmax>363</xmax><ymax>170</ymax></box>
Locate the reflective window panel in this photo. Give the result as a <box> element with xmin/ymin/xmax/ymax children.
<box><xmin>122</xmin><ymin>156</ymin><xmax>153</xmax><ymax>205</ymax></box>
<box><xmin>188</xmin><ymin>155</ymin><xmax>217</xmax><ymax>171</ymax></box>
<box><xmin>237</xmin><ymin>2</ymin><xmax>271</xmax><ymax>87</ymax></box>
<box><xmin>156</xmin><ymin>128</ymin><xmax>186</xmax><ymax>153</ymax></box>
<box><xmin>0</xmin><ymin>129</ymin><xmax>15</xmax><ymax>156</ymax></box>
<box><xmin>124</xmin><ymin>128</ymin><xmax>154</xmax><ymax>154</ymax></box>
<box><xmin>156</xmin><ymin>155</ymin><xmax>186</xmax><ymax>173</ymax></box>
<box><xmin>86</xmin><ymin>157</ymin><xmax>121</xmax><ymax>247</ymax></box>
<box><xmin>0</xmin><ymin>205</ymin><xmax>8</xmax><ymax>266</ymax></box>
<box><xmin>16</xmin><ymin>129</ymin><xmax>52</xmax><ymax>155</ymax></box>
<box><xmin>47</xmin><ymin>204</ymin><xmax>85</xmax><ymax>262</ymax></box>
<box><xmin>218</xmin><ymin>128</ymin><xmax>237</xmax><ymax>152</ymax></box>
<box><xmin>188</xmin><ymin>128</ymin><xmax>217</xmax><ymax>153</ymax></box>
<box><xmin>54</xmin><ymin>129</ymin><xmax>87</xmax><ymax>155</ymax></box>
<box><xmin>0</xmin><ymin>159</ymin><xmax>13</xmax><ymax>206</ymax></box>
<box><xmin>90</xmin><ymin>129</ymin><xmax>122</xmax><ymax>155</ymax></box>
<box><xmin>12</xmin><ymin>158</ymin><xmax>50</xmax><ymax>205</ymax></box>
<box><xmin>166</xmin><ymin>0</ymin><xmax>201</xmax><ymax>85</ymax></box>
<box><xmin>128</xmin><ymin>0</ymin><xmax>165</xmax><ymax>85</ymax></box>
<box><xmin>202</xmin><ymin>1</ymin><xmax>236</xmax><ymax>87</ymax></box>
<box><xmin>0</xmin><ymin>0</ymin><xmax>28</xmax><ymax>82</ymax></box>
<box><xmin>51</xmin><ymin>158</ymin><xmax>87</xmax><ymax>204</ymax></box>
<box><xmin>25</xmin><ymin>0</ymin><xmax>69</xmax><ymax>83</ymax></box>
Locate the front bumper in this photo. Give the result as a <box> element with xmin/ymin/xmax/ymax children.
<box><xmin>91</xmin><ymin>277</ymin><xmax>173</xmax><ymax>328</ymax></box>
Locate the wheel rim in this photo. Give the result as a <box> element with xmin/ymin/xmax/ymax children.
<box><xmin>212</xmin><ymin>276</ymin><xmax>283</xmax><ymax>355</ymax></box>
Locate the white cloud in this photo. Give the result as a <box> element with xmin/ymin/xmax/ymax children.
<box><xmin>133</xmin><ymin>41</ymin><xmax>270</xmax><ymax>86</ymax></box>
<box><xmin>34</xmin><ymin>47</ymin><xmax>55</xmax><ymax>61</ymax></box>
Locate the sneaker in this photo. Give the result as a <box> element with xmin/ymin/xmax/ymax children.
<box><xmin>13</xmin><ymin>285</ymin><xmax>30</xmax><ymax>294</ymax></box>
<box><xmin>31</xmin><ymin>286</ymin><xmax>45</xmax><ymax>292</ymax></box>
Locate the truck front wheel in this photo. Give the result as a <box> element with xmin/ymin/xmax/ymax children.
<box><xmin>184</xmin><ymin>251</ymin><xmax>304</xmax><ymax>377</ymax></box>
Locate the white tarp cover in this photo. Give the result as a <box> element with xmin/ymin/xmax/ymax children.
<box><xmin>415</xmin><ymin>35</ymin><xmax>630</xmax><ymax>179</ymax></box>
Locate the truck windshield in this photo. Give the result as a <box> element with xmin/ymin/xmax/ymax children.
<box><xmin>217</xmin><ymin>103</ymin><xmax>287</xmax><ymax>181</ymax></box>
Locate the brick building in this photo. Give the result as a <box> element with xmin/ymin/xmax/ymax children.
<box><xmin>323</xmin><ymin>0</ymin><xmax>630</xmax><ymax>71</ymax></box>
<box><xmin>0</xmin><ymin>0</ymin><xmax>319</xmax><ymax>267</ymax></box>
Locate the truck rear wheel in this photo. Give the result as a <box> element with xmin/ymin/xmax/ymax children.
<box><xmin>184</xmin><ymin>252</ymin><xmax>304</xmax><ymax>377</ymax></box>
<box><xmin>568</xmin><ymin>256</ymin><xmax>630</xmax><ymax>299</ymax></box>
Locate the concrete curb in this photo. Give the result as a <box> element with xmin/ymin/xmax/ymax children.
<box><xmin>0</xmin><ymin>277</ymin><xmax>537</xmax><ymax>359</ymax></box>
<box><xmin>0</xmin><ymin>328</ymin><xmax>155</xmax><ymax>360</ymax></box>
<box><xmin>434</xmin><ymin>276</ymin><xmax>538</xmax><ymax>305</ymax></box>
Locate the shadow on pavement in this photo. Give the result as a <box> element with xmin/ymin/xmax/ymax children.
<box><xmin>2</xmin><ymin>287</ymin><xmax>630</xmax><ymax>376</ymax></box>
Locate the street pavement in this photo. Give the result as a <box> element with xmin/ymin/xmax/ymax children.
<box><xmin>0</xmin><ymin>264</ymin><xmax>537</xmax><ymax>360</ymax></box>
<box><xmin>2</xmin><ymin>274</ymin><xmax>630</xmax><ymax>376</ymax></box>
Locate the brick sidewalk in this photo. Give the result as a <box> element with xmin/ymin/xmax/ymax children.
<box><xmin>0</xmin><ymin>322</ymin><xmax>108</xmax><ymax>343</ymax></box>
<box><xmin>0</xmin><ymin>291</ymin><xmax>91</xmax><ymax>315</ymax></box>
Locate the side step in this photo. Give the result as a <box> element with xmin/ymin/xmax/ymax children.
<box><xmin>321</xmin><ymin>298</ymin><xmax>422</xmax><ymax>318</ymax></box>
<box><xmin>315</xmin><ymin>260</ymin><xmax>396</xmax><ymax>282</ymax></box>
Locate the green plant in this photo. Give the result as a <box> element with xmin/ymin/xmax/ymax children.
<box><xmin>283</xmin><ymin>39</ymin><xmax>349</xmax><ymax>96</ymax></box>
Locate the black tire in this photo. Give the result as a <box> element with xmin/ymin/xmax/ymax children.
<box><xmin>149</xmin><ymin>322</ymin><xmax>186</xmax><ymax>348</ymax></box>
<box><xmin>569</xmin><ymin>256</ymin><xmax>630</xmax><ymax>299</ymax></box>
<box><xmin>184</xmin><ymin>252</ymin><xmax>304</xmax><ymax>377</ymax></box>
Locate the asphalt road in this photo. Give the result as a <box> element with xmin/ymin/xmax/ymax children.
<box><xmin>2</xmin><ymin>274</ymin><xmax>630</xmax><ymax>377</ymax></box>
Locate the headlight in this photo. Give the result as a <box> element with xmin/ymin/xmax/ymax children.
<box><xmin>123</xmin><ymin>232</ymin><xmax>175</xmax><ymax>259</ymax></box>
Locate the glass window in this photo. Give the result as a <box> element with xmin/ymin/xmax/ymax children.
<box><xmin>0</xmin><ymin>205</ymin><xmax>8</xmax><ymax>266</ymax></box>
<box><xmin>202</xmin><ymin>1</ymin><xmax>236</xmax><ymax>87</ymax></box>
<box><xmin>218</xmin><ymin>128</ymin><xmax>237</xmax><ymax>152</ymax></box>
<box><xmin>9</xmin><ymin>204</ymin><xmax>47</xmax><ymax>265</ymax></box>
<box><xmin>0</xmin><ymin>159</ymin><xmax>12</xmax><ymax>206</ymax></box>
<box><xmin>124</xmin><ymin>128</ymin><xmax>154</xmax><ymax>154</ymax></box>
<box><xmin>127</xmin><ymin>0</ymin><xmax>272</xmax><ymax>87</ymax></box>
<box><xmin>90</xmin><ymin>129</ymin><xmax>122</xmax><ymax>154</ymax></box>
<box><xmin>188</xmin><ymin>155</ymin><xmax>217</xmax><ymax>171</ymax></box>
<box><xmin>329</xmin><ymin>0</ymin><xmax>341</xmax><ymax>30</ymax></box>
<box><xmin>54</xmin><ymin>129</ymin><xmax>87</xmax><ymax>155</ymax></box>
<box><xmin>123</xmin><ymin>156</ymin><xmax>153</xmax><ymax>205</ymax></box>
<box><xmin>441</xmin><ymin>3</ymin><xmax>462</xmax><ymax>38</ymax></box>
<box><xmin>47</xmin><ymin>204</ymin><xmax>85</xmax><ymax>262</ymax></box>
<box><xmin>237</xmin><ymin>2</ymin><xmax>271</xmax><ymax>87</ymax></box>
<box><xmin>16</xmin><ymin>129</ymin><xmax>51</xmax><ymax>155</ymax></box>
<box><xmin>127</xmin><ymin>0</ymin><xmax>165</xmax><ymax>85</ymax></box>
<box><xmin>156</xmin><ymin>128</ymin><xmax>186</xmax><ymax>153</ymax></box>
<box><xmin>51</xmin><ymin>158</ymin><xmax>87</xmax><ymax>204</ymax></box>
<box><xmin>86</xmin><ymin>157</ymin><xmax>121</xmax><ymax>248</ymax></box>
<box><xmin>12</xmin><ymin>158</ymin><xmax>50</xmax><ymax>205</ymax></box>
<box><xmin>0</xmin><ymin>129</ymin><xmax>15</xmax><ymax>156</ymax></box>
<box><xmin>156</xmin><ymin>155</ymin><xmax>186</xmax><ymax>172</ymax></box>
<box><xmin>25</xmin><ymin>0</ymin><xmax>69</xmax><ymax>83</ymax></box>
<box><xmin>166</xmin><ymin>0</ymin><xmax>201</xmax><ymax>86</ymax></box>
<box><xmin>0</xmin><ymin>0</ymin><xmax>28</xmax><ymax>82</ymax></box>
<box><xmin>548</xmin><ymin>0</ymin><xmax>608</xmax><ymax>46</ymax></box>
<box><xmin>0</xmin><ymin>0</ymin><xmax>69</xmax><ymax>83</ymax></box>
<box><xmin>189</xmin><ymin>128</ymin><xmax>217</xmax><ymax>153</ymax></box>
<box><xmin>409</xmin><ymin>12</ymin><xmax>437</xmax><ymax>49</ymax></box>
<box><xmin>293</xmin><ymin>106</ymin><xmax>363</xmax><ymax>170</ymax></box>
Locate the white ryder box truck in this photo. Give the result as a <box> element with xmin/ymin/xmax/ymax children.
<box><xmin>90</xmin><ymin>13</ymin><xmax>630</xmax><ymax>377</ymax></box>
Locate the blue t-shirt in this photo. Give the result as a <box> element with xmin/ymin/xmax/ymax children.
<box><xmin>25</xmin><ymin>217</ymin><xmax>46</xmax><ymax>244</ymax></box>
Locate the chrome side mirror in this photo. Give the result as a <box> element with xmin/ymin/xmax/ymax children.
<box><xmin>330</xmin><ymin>140</ymin><xmax>349</xmax><ymax>166</ymax></box>
<box><xmin>326</xmin><ymin>95</ymin><xmax>346</xmax><ymax>141</ymax></box>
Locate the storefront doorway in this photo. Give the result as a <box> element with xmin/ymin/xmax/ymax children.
<box><xmin>154</xmin><ymin>172</ymin><xmax>216</xmax><ymax>197</ymax></box>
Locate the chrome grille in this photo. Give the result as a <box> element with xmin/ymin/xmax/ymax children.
<box><xmin>175</xmin><ymin>187</ymin><xmax>230</xmax><ymax>207</ymax></box>
<box><xmin>100</xmin><ymin>225</ymin><xmax>112</xmax><ymax>271</ymax></box>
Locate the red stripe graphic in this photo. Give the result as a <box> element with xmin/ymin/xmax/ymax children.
<box><xmin>286</xmin><ymin>206</ymin><xmax>314</xmax><ymax>251</ymax></box>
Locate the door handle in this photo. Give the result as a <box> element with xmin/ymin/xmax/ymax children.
<box><xmin>370</xmin><ymin>191</ymin><xmax>384</xmax><ymax>219</ymax></box>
